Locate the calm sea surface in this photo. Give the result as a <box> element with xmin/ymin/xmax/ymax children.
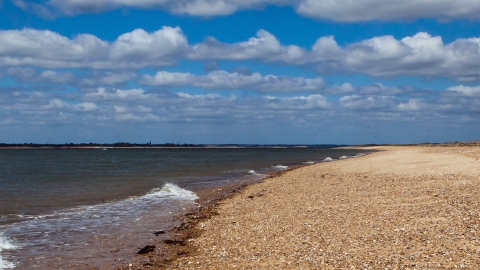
<box><xmin>0</xmin><ymin>148</ymin><xmax>367</xmax><ymax>269</ymax></box>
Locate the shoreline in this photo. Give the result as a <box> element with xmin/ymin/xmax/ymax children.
<box><xmin>119</xmin><ymin>145</ymin><xmax>480</xmax><ymax>269</ymax></box>
<box><xmin>115</xmin><ymin>164</ymin><xmax>313</xmax><ymax>269</ymax></box>
<box><xmin>0</xmin><ymin>147</ymin><xmax>367</xmax><ymax>270</ymax></box>
<box><xmin>116</xmin><ymin>155</ymin><xmax>374</xmax><ymax>269</ymax></box>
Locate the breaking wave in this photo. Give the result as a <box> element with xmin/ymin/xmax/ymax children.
<box><xmin>146</xmin><ymin>183</ymin><xmax>199</xmax><ymax>201</ymax></box>
<box><xmin>0</xmin><ymin>233</ymin><xmax>16</xmax><ymax>269</ymax></box>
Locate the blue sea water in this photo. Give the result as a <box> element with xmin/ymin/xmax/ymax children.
<box><xmin>0</xmin><ymin>147</ymin><xmax>367</xmax><ymax>269</ymax></box>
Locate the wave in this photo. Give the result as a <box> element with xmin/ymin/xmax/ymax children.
<box><xmin>303</xmin><ymin>161</ymin><xmax>315</xmax><ymax>164</ymax></box>
<box><xmin>274</xmin><ymin>165</ymin><xmax>288</xmax><ymax>169</ymax></box>
<box><xmin>146</xmin><ymin>183</ymin><xmax>199</xmax><ymax>201</ymax></box>
<box><xmin>248</xmin><ymin>170</ymin><xmax>256</xmax><ymax>174</ymax></box>
<box><xmin>1</xmin><ymin>183</ymin><xmax>198</xmax><ymax>224</ymax></box>
<box><xmin>339</xmin><ymin>156</ymin><xmax>347</xmax><ymax>159</ymax></box>
<box><xmin>0</xmin><ymin>233</ymin><xmax>16</xmax><ymax>269</ymax></box>
<box><xmin>323</xmin><ymin>157</ymin><xmax>333</xmax><ymax>162</ymax></box>
<box><xmin>0</xmin><ymin>183</ymin><xmax>198</xmax><ymax>269</ymax></box>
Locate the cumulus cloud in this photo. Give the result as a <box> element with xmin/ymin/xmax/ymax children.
<box><xmin>188</xmin><ymin>30</ymin><xmax>307</xmax><ymax>64</ymax></box>
<box><xmin>79</xmin><ymin>71</ymin><xmax>137</xmax><ymax>86</ymax></box>
<box><xmin>4</xmin><ymin>28</ymin><xmax>480</xmax><ymax>81</ymax></box>
<box><xmin>0</xmin><ymin>27</ymin><xmax>187</xmax><ymax>69</ymax></box>
<box><xmin>309</xmin><ymin>32</ymin><xmax>480</xmax><ymax>82</ymax></box>
<box><xmin>397</xmin><ymin>99</ymin><xmax>428</xmax><ymax>111</ymax></box>
<box><xmin>141</xmin><ymin>70</ymin><xmax>325</xmax><ymax>93</ymax></box>
<box><xmin>19</xmin><ymin>0</ymin><xmax>480</xmax><ymax>22</ymax></box>
<box><xmin>447</xmin><ymin>85</ymin><xmax>480</xmax><ymax>96</ymax></box>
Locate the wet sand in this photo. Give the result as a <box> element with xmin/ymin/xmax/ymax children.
<box><xmin>126</xmin><ymin>145</ymin><xmax>480</xmax><ymax>269</ymax></box>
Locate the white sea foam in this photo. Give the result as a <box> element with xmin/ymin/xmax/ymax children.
<box><xmin>323</xmin><ymin>157</ymin><xmax>333</xmax><ymax>162</ymax></box>
<box><xmin>303</xmin><ymin>161</ymin><xmax>315</xmax><ymax>164</ymax></box>
<box><xmin>339</xmin><ymin>156</ymin><xmax>347</xmax><ymax>159</ymax></box>
<box><xmin>274</xmin><ymin>165</ymin><xmax>288</xmax><ymax>169</ymax></box>
<box><xmin>0</xmin><ymin>257</ymin><xmax>15</xmax><ymax>270</ymax></box>
<box><xmin>0</xmin><ymin>233</ymin><xmax>16</xmax><ymax>269</ymax></box>
<box><xmin>248</xmin><ymin>170</ymin><xmax>256</xmax><ymax>174</ymax></box>
<box><xmin>146</xmin><ymin>183</ymin><xmax>199</xmax><ymax>201</ymax></box>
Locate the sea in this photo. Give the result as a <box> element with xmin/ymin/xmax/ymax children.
<box><xmin>0</xmin><ymin>147</ymin><xmax>368</xmax><ymax>269</ymax></box>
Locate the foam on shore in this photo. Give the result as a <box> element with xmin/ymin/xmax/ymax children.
<box><xmin>0</xmin><ymin>233</ymin><xmax>16</xmax><ymax>269</ymax></box>
<box><xmin>146</xmin><ymin>183</ymin><xmax>199</xmax><ymax>201</ymax></box>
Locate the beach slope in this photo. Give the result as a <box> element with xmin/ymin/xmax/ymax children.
<box><xmin>164</xmin><ymin>146</ymin><xmax>480</xmax><ymax>269</ymax></box>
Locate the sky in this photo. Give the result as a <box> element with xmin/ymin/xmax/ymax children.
<box><xmin>1</xmin><ymin>0</ymin><xmax>480</xmax><ymax>144</ymax></box>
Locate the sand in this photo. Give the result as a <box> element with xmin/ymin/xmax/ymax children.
<box><xmin>129</xmin><ymin>145</ymin><xmax>480</xmax><ymax>269</ymax></box>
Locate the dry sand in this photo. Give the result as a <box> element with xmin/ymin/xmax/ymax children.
<box><xmin>132</xmin><ymin>145</ymin><xmax>480</xmax><ymax>269</ymax></box>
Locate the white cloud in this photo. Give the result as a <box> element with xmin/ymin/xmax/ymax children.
<box><xmin>0</xmin><ymin>28</ymin><xmax>108</xmax><ymax>67</ymax></box>
<box><xmin>42</xmin><ymin>99</ymin><xmax>97</xmax><ymax>111</ymax></box>
<box><xmin>311</xmin><ymin>32</ymin><xmax>480</xmax><ymax>81</ymax></box>
<box><xmin>21</xmin><ymin>0</ymin><xmax>480</xmax><ymax>22</ymax></box>
<box><xmin>447</xmin><ymin>85</ymin><xmax>480</xmax><ymax>96</ymax></box>
<box><xmin>0</xmin><ymin>27</ymin><xmax>187</xmax><ymax>69</ymax></box>
<box><xmin>296</xmin><ymin>0</ymin><xmax>480</xmax><ymax>22</ymax></box>
<box><xmin>12</xmin><ymin>0</ymin><xmax>28</xmax><ymax>10</ymax></box>
<box><xmin>262</xmin><ymin>94</ymin><xmax>330</xmax><ymax>110</ymax></box>
<box><xmin>109</xmin><ymin>28</ymin><xmax>188</xmax><ymax>65</ymax></box>
<box><xmin>43</xmin><ymin>0</ymin><xmax>287</xmax><ymax>17</ymax></box>
<box><xmin>325</xmin><ymin>83</ymin><xmax>355</xmax><ymax>95</ymax></box>
<box><xmin>339</xmin><ymin>95</ymin><xmax>395</xmax><ymax>110</ymax></box>
<box><xmin>142</xmin><ymin>71</ymin><xmax>196</xmax><ymax>87</ymax></box>
<box><xmin>141</xmin><ymin>70</ymin><xmax>325</xmax><ymax>93</ymax></box>
<box><xmin>325</xmin><ymin>83</ymin><xmax>405</xmax><ymax>96</ymax></box>
<box><xmin>397</xmin><ymin>99</ymin><xmax>427</xmax><ymax>111</ymax></box>
<box><xmin>7</xmin><ymin>67</ymin><xmax>76</xmax><ymax>83</ymax></box>
<box><xmin>3</xmin><ymin>28</ymin><xmax>480</xmax><ymax>82</ymax></box>
<box><xmin>80</xmin><ymin>72</ymin><xmax>137</xmax><ymax>86</ymax></box>
<box><xmin>188</xmin><ymin>30</ymin><xmax>307</xmax><ymax>64</ymax></box>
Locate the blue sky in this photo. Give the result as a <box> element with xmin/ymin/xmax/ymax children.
<box><xmin>1</xmin><ymin>0</ymin><xmax>480</xmax><ymax>144</ymax></box>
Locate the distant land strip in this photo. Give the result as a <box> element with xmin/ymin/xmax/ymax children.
<box><xmin>0</xmin><ymin>141</ymin><xmax>479</xmax><ymax>149</ymax></box>
<box><xmin>0</xmin><ymin>143</ymin><xmax>348</xmax><ymax>149</ymax></box>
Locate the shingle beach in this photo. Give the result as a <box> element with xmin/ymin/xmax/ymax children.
<box><xmin>128</xmin><ymin>145</ymin><xmax>480</xmax><ymax>269</ymax></box>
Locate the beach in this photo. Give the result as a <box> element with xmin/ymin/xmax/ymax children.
<box><xmin>128</xmin><ymin>145</ymin><xmax>480</xmax><ymax>269</ymax></box>
<box><xmin>0</xmin><ymin>148</ymin><xmax>365</xmax><ymax>269</ymax></box>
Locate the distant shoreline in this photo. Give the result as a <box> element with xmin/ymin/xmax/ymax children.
<box><xmin>0</xmin><ymin>144</ymin><xmax>348</xmax><ymax>149</ymax></box>
<box><xmin>0</xmin><ymin>141</ymin><xmax>478</xmax><ymax>149</ymax></box>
